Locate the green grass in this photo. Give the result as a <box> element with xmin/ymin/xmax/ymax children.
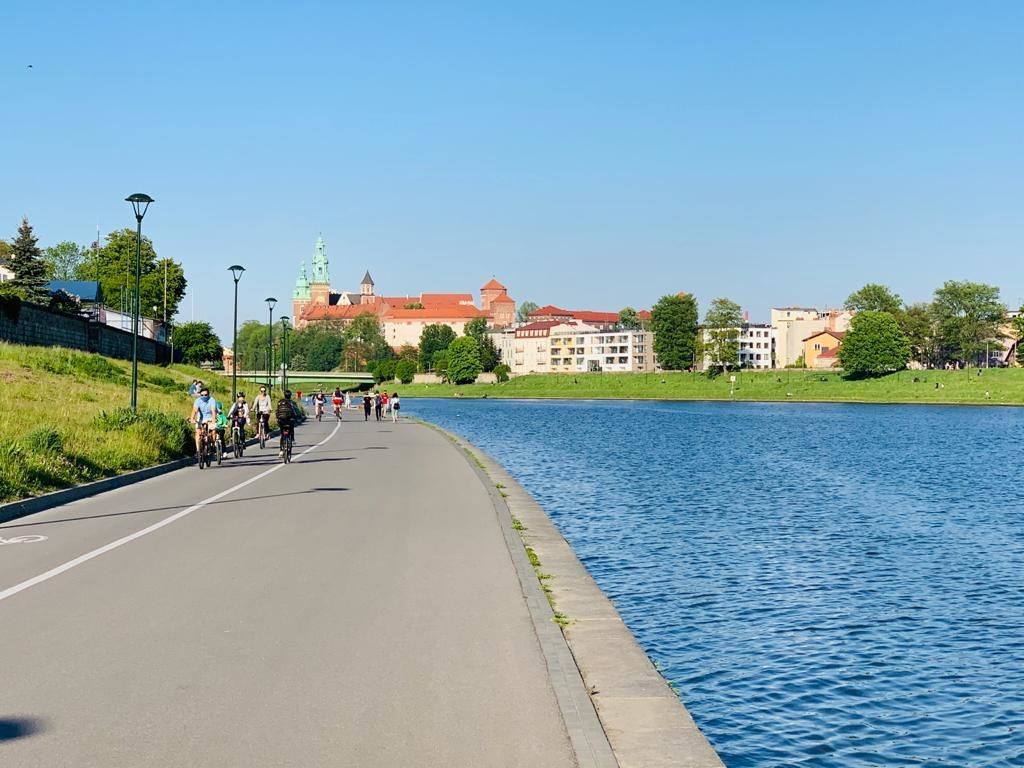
<box><xmin>0</xmin><ymin>343</ymin><xmax>232</xmax><ymax>502</ymax></box>
<box><xmin>398</xmin><ymin>368</ymin><xmax>1024</xmax><ymax>406</ymax></box>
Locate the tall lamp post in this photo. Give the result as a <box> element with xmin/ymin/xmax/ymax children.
<box><xmin>265</xmin><ymin>297</ymin><xmax>278</xmax><ymax>394</ymax></box>
<box><xmin>228</xmin><ymin>265</ymin><xmax>245</xmax><ymax>399</ymax></box>
<box><xmin>125</xmin><ymin>193</ymin><xmax>154</xmax><ymax>412</ymax></box>
<box><xmin>280</xmin><ymin>316</ymin><xmax>290</xmax><ymax>392</ymax></box>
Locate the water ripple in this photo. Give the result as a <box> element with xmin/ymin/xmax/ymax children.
<box><xmin>412</xmin><ymin>398</ymin><xmax>1024</xmax><ymax>767</ymax></box>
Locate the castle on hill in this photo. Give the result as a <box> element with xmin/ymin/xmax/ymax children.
<box><xmin>291</xmin><ymin>236</ymin><xmax>516</xmax><ymax>348</ymax></box>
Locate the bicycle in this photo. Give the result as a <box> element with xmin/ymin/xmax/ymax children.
<box><xmin>231</xmin><ymin>417</ymin><xmax>245</xmax><ymax>459</ymax></box>
<box><xmin>256</xmin><ymin>413</ymin><xmax>268</xmax><ymax>449</ymax></box>
<box><xmin>196</xmin><ymin>422</ymin><xmax>211</xmax><ymax>469</ymax></box>
<box><xmin>280</xmin><ymin>424</ymin><xmax>293</xmax><ymax>464</ymax></box>
<box><xmin>314</xmin><ymin>400</ymin><xmax>324</xmax><ymax>421</ymax></box>
<box><xmin>333</xmin><ymin>401</ymin><xmax>342</xmax><ymax>421</ymax></box>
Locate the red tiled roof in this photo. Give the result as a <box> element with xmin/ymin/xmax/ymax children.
<box><xmin>302</xmin><ymin>303</ymin><xmax>384</xmax><ymax>322</ymax></box>
<box><xmin>421</xmin><ymin>293</ymin><xmax>474</xmax><ymax>305</ymax></box>
<box><xmin>385</xmin><ymin>305</ymin><xmax>488</xmax><ymax>320</ymax></box>
<box><xmin>802</xmin><ymin>329</ymin><xmax>846</xmax><ymax>342</ymax></box>
<box><xmin>572</xmin><ymin>310</ymin><xmax>619</xmax><ymax>324</ymax></box>
<box><xmin>818</xmin><ymin>347</ymin><xmax>840</xmax><ymax>358</ymax></box>
<box><xmin>638</xmin><ymin>310</ymin><xmax>652</xmax><ymax>320</ymax></box>
<box><xmin>490</xmin><ymin>294</ymin><xmax>515</xmax><ymax>304</ymax></box>
<box><xmin>481</xmin><ymin>278</ymin><xmax>506</xmax><ymax>291</ymax></box>
<box><xmin>515</xmin><ymin>321</ymin><xmax>561</xmax><ymax>336</ymax></box>
<box><xmin>529</xmin><ymin>305</ymin><xmax>572</xmax><ymax>317</ymax></box>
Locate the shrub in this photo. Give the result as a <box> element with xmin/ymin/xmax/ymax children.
<box><xmin>494</xmin><ymin>363</ymin><xmax>510</xmax><ymax>383</ymax></box>
<box><xmin>395</xmin><ymin>358</ymin><xmax>416</xmax><ymax>384</ymax></box>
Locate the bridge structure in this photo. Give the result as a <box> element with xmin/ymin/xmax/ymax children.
<box><xmin>226</xmin><ymin>370</ymin><xmax>376</xmax><ymax>392</ymax></box>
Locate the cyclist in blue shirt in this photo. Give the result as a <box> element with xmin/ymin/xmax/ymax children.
<box><xmin>190</xmin><ymin>385</ymin><xmax>218</xmax><ymax>456</ymax></box>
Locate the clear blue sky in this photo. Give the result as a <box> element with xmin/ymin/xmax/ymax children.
<box><xmin>4</xmin><ymin>1</ymin><xmax>1023</xmax><ymax>339</ymax></box>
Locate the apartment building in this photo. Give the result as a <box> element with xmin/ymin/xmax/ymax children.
<box><xmin>492</xmin><ymin>322</ymin><xmax>656</xmax><ymax>375</ymax></box>
<box><xmin>771</xmin><ymin>307</ymin><xmax>853</xmax><ymax>368</ymax></box>
<box><xmin>699</xmin><ymin>323</ymin><xmax>774</xmax><ymax>369</ymax></box>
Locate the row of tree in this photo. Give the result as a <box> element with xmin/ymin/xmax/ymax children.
<box><xmin>0</xmin><ymin>218</ymin><xmax>187</xmax><ymax>321</ymax></box>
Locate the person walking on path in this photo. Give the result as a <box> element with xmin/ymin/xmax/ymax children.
<box><xmin>390</xmin><ymin>392</ymin><xmax>400</xmax><ymax>423</ymax></box>
<box><xmin>374</xmin><ymin>391</ymin><xmax>383</xmax><ymax>422</ymax></box>
<box><xmin>363</xmin><ymin>393</ymin><xmax>372</xmax><ymax>421</ymax></box>
<box><xmin>381</xmin><ymin>391</ymin><xmax>390</xmax><ymax>417</ymax></box>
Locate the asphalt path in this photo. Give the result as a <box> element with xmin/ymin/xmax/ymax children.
<box><xmin>0</xmin><ymin>415</ymin><xmax>577</xmax><ymax>767</ymax></box>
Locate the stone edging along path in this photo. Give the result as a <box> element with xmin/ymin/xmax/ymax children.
<box><xmin>420</xmin><ymin>419</ymin><xmax>725</xmax><ymax>768</ymax></box>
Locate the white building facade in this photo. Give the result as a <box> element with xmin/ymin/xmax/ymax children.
<box><xmin>771</xmin><ymin>307</ymin><xmax>853</xmax><ymax>368</ymax></box>
<box><xmin>493</xmin><ymin>322</ymin><xmax>656</xmax><ymax>375</ymax></box>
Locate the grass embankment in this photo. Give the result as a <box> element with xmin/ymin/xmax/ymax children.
<box><xmin>399</xmin><ymin>368</ymin><xmax>1024</xmax><ymax>406</ymax></box>
<box><xmin>0</xmin><ymin>343</ymin><xmax>231</xmax><ymax>502</ymax></box>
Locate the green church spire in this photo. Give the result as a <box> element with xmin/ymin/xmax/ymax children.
<box><xmin>293</xmin><ymin>261</ymin><xmax>311</xmax><ymax>300</ymax></box>
<box><xmin>311</xmin><ymin>235</ymin><xmax>329</xmax><ymax>285</ymax></box>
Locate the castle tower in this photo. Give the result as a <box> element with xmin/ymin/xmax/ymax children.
<box><xmin>309</xmin><ymin>235</ymin><xmax>331</xmax><ymax>307</ymax></box>
<box><xmin>292</xmin><ymin>261</ymin><xmax>311</xmax><ymax>324</ymax></box>
<box><xmin>481</xmin><ymin>278</ymin><xmax>515</xmax><ymax>327</ymax></box>
<box><xmin>360</xmin><ymin>271</ymin><xmax>375</xmax><ymax>304</ymax></box>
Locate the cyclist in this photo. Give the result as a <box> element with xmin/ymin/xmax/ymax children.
<box><xmin>228</xmin><ymin>392</ymin><xmax>249</xmax><ymax>446</ymax></box>
<box><xmin>214</xmin><ymin>397</ymin><xmax>229</xmax><ymax>456</ymax></box>
<box><xmin>253</xmin><ymin>385</ymin><xmax>272</xmax><ymax>441</ymax></box>
<box><xmin>332</xmin><ymin>388</ymin><xmax>343</xmax><ymax>420</ymax></box>
<box><xmin>190</xmin><ymin>385</ymin><xmax>218</xmax><ymax>460</ymax></box>
<box><xmin>275</xmin><ymin>389</ymin><xmax>297</xmax><ymax>456</ymax></box>
<box><xmin>313</xmin><ymin>389</ymin><xmax>327</xmax><ymax>421</ymax></box>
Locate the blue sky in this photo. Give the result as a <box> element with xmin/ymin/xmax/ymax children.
<box><xmin>3</xmin><ymin>1</ymin><xmax>1022</xmax><ymax>338</ymax></box>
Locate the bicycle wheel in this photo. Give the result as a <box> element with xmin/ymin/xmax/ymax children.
<box><xmin>259</xmin><ymin>423</ymin><xmax>266</xmax><ymax>449</ymax></box>
<box><xmin>215</xmin><ymin>438</ymin><xmax>223</xmax><ymax>466</ymax></box>
<box><xmin>233</xmin><ymin>429</ymin><xmax>242</xmax><ymax>458</ymax></box>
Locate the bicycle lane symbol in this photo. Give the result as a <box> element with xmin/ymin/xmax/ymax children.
<box><xmin>0</xmin><ymin>535</ymin><xmax>48</xmax><ymax>545</ymax></box>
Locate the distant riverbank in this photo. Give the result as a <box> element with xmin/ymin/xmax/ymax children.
<box><xmin>398</xmin><ymin>368</ymin><xmax>1024</xmax><ymax>406</ymax></box>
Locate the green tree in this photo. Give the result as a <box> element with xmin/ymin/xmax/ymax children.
<box><xmin>464</xmin><ymin>316</ymin><xmax>499</xmax><ymax>372</ymax></box>
<box><xmin>845</xmin><ymin>283</ymin><xmax>903</xmax><ymax>314</ymax></box>
<box><xmin>447</xmin><ymin>336</ymin><xmax>482</xmax><ymax>384</ymax></box>
<box><xmin>174</xmin><ymin>321</ymin><xmax>223</xmax><ymax>366</ymax></box>
<box><xmin>494</xmin><ymin>363</ymin><xmax>511</xmax><ymax>382</ymax></box>
<box><xmin>419</xmin><ymin>323</ymin><xmax>457</xmax><ymax>371</ymax></box>
<box><xmin>651</xmin><ymin>293</ymin><xmax>699</xmax><ymax>370</ymax></box>
<box><xmin>343</xmin><ymin>315</ymin><xmax>390</xmax><ymax>369</ymax></box>
<box><xmin>516</xmin><ymin>300</ymin><xmax>539</xmax><ymax>323</ymax></box>
<box><xmin>395</xmin><ymin>358</ymin><xmax>417</xmax><ymax>384</ymax></box>
<box><xmin>76</xmin><ymin>229</ymin><xmax>186</xmax><ymax>320</ymax></box>
<box><xmin>396</xmin><ymin>344</ymin><xmax>419</xmax><ymax>362</ymax></box>
<box><xmin>432</xmin><ymin>349</ymin><xmax>450</xmax><ymax>380</ymax></box>
<box><xmin>930</xmin><ymin>281</ymin><xmax>1006</xmax><ymax>365</ymax></box>
<box><xmin>41</xmin><ymin>241</ymin><xmax>87</xmax><ymax>281</ymax></box>
<box><xmin>8</xmin><ymin>218</ymin><xmax>49</xmax><ymax>303</ymax></box>
<box><xmin>897</xmin><ymin>303</ymin><xmax>935</xmax><ymax>367</ymax></box>
<box><xmin>372</xmin><ymin>359</ymin><xmax>397</xmax><ymax>383</ymax></box>
<box><xmin>0</xmin><ymin>238</ymin><xmax>11</xmax><ymax>266</ymax></box>
<box><xmin>837</xmin><ymin>311</ymin><xmax>911</xmax><ymax>377</ymax></box>
<box><xmin>236</xmin><ymin>320</ymin><xmax>271</xmax><ymax>372</ymax></box>
<box><xmin>618</xmin><ymin>307</ymin><xmax>642</xmax><ymax>330</ymax></box>
<box><xmin>703</xmin><ymin>297</ymin><xmax>743</xmax><ymax>371</ymax></box>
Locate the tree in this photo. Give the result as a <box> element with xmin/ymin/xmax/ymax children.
<box><xmin>0</xmin><ymin>239</ymin><xmax>11</xmax><ymax>266</ymax></box>
<box><xmin>930</xmin><ymin>281</ymin><xmax>1006</xmax><ymax>365</ymax></box>
<box><xmin>42</xmin><ymin>241</ymin><xmax>86</xmax><ymax>281</ymax></box>
<box><xmin>845</xmin><ymin>283</ymin><xmax>903</xmax><ymax>314</ymax></box>
<box><xmin>298</xmin><ymin>325</ymin><xmax>345</xmax><ymax>371</ymax></box>
<box><xmin>372</xmin><ymin>359</ymin><xmax>397</xmax><ymax>383</ymax></box>
<box><xmin>8</xmin><ymin>218</ymin><xmax>49</xmax><ymax>303</ymax></box>
<box><xmin>897</xmin><ymin>303</ymin><xmax>935</xmax><ymax>367</ymax></box>
<box><xmin>396</xmin><ymin>344</ymin><xmax>419</xmax><ymax>362</ymax></box>
<box><xmin>236</xmin><ymin>320</ymin><xmax>271</xmax><ymax>372</ymax></box>
<box><xmin>703</xmin><ymin>297</ymin><xmax>743</xmax><ymax>371</ymax></box>
<box><xmin>494</xmin><ymin>363</ymin><xmax>511</xmax><ymax>382</ymax></box>
<box><xmin>618</xmin><ymin>307</ymin><xmax>642</xmax><ymax>330</ymax></box>
<box><xmin>419</xmin><ymin>324</ymin><xmax>457</xmax><ymax>371</ymax></box>
<box><xmin>464</xmin><ymin>316</ymin><xmax>499</xmax><ymax>372</ymax></box>
<box><xmin>838</xmin><ymin>311</ymin><xmax>911</xmax><ymax>377</ymax></box>
<box><xmin>395</xmin><ymin>358</ymin><xmax>417</xmax><ymax>384</ymax></box>
<box><xmin>343</xmin><ymin>315</ymin><xmax>390</xmax><ymax>369</ymax></box>
<box><xmin>432</xmin><ymin>349</ymin><xmax>450</xmax><ymax>381</ymax></box>
<box><xmin>651</xmin><ymin>293</ymin><xmax>699</xmax><ymax>370</ymax></box>
<box><xmin>447</xmin><ymin>336</ymin><xmax>482</xmax><ymax>384</ymax></box>
<box><xmin>174</xmin><ymin>321</ymin><xmax>223</xmax><ymax>366</ymax></box>
<box><xmin>517</xmin><ymin>300</ymin><xmax>539</xmax><ymax>324</ymax></box>
<box><xmin>75</xmin><ymin>228</ymin><xmax>186</xmax><ymax>320</ymax></box>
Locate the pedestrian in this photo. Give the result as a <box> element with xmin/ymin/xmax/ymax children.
<box><xmin>345</xmin><ymin>390</ymin><xmax>352</xmax><ymax>409</ymax></box>
<box><xmin>381</xmin><ymin>390</ymin><xmax>390</xmax><ymax>417</ymax></box>
<box><xmin>374</xmin><ymin>391</ymin><xmax>383</xmax><ymax>421</ymax></box>
<box><xmin>188</xmin><ymin>379</ymin><xmax>198</xmax><ymax>396</ymax></box>
<box><xmin>363</xmin><ymin>393</ymin><xmax>372</xmax><ymax>421</ymax></box>
<box><xmin>391</xmin><ymin>392</ymin><xmax>400</xmax><ymax>423</ymax></box>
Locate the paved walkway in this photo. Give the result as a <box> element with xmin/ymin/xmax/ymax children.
<box><xmin>0</xmin><ymin>417</ymin><xmax>579</xmax><ymax>767</ymax></box>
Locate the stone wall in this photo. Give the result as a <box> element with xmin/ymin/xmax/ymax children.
<box><xmin>0</xmin><ymin>299</ymin><xmax>176</xmax><ymax>364</ymax></box>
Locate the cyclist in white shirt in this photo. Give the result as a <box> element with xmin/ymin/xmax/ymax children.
<box><xmin>253</xmin><ymin>386</ymin><xmax>272</xmax><ymax>435</ymax></box>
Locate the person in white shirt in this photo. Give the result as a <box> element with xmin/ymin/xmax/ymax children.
<box><xmin>252</xmin><ymin>386</ymin><xmax>273</xmax><ymax>436</ymax></box>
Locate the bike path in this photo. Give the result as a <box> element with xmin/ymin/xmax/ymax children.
<box><xmin>0</xmin><ymin>417</ymin><xmax>576</xmax><ymax>767</ymax></box>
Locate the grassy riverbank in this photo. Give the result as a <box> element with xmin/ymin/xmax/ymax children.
<box><xmin>0</xmin><ymin>343</ymin><xmax>229</xmax><ymax>502</ymax></box>
<box><xmin>398</xmin><ymin>368</ymin><xmax>1024</xmax><ymax>406</ymax></box>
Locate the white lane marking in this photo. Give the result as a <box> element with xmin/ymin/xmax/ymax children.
<box><xmin>0</xmin><ymin>535</ymin><xmax>47</xmax><ymax>545</ymax></box>
<box><xmin>0</xmin><ymin>421</ymin><xmax>341</xmax><ymax>603</ymax></box>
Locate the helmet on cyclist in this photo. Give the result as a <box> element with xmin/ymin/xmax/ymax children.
<box><xmin>236</xmin><ymin>392</ymin><xmax>245</xmax><ymax>400</ymax></box>
<box><xmin>284</xmin><ymin>390</ymin><xmax>292</xmax><ymax>399</ymax></box>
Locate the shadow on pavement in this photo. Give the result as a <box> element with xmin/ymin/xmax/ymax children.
<box><xmin>0</xmin><ymin>717</ymin><xmax>45</xmax><ymax>742</ymax></box>
<box><xmin>0</xmin><ymin>489</ymin><xmax>350</xmax><ymax>529</ymax></box>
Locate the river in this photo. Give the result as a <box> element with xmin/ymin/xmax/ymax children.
<box><xmin>408</xmin><ymin>398</ymin><xmax>1024</xmax><ymax>768</ymax></box>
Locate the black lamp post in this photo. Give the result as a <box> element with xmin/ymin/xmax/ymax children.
<box><xmin>228</xmin><ymin>265</ymin><xmax>245</xmax><ymax>400</ymax></box>
<box><xmin>125</xmin><ymin>193</ymin><xmax>154</xmax><ymax>412</ymax></box>
<box><xmin>265</xmin><ymin>297</ymin><xmax>277</xmax><ymax>394</ymax></box>
<box><xmin>280</xmin><ymin>316</ymin><xmax>290</xmax><ymax>392</ymax></box>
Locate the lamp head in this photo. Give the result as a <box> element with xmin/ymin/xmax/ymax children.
<box><xmin>125</xmin><ymin>193</ymin><xmax>154</xmax><ymax>221</ymax></box>
<box><xmin>228</xmin><ymin>265</ymin><xmax>245</xmax><ymax>282</ymax></box>
<box><xmin>265</xmin><ymin>297</ymin><xmax>278</xmax><ymax>311</ymax></box>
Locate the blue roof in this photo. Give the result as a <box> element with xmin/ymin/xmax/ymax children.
<box><xmin>47</xmin><ymin>280</ymin><xmax>102</xmax><ymax>303</ymax></box>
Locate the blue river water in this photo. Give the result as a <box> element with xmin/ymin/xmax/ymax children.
<box><xmin>408</xmin><ymin>398</ymin><xmax>1024</xmax><ymax>768</ymax></box>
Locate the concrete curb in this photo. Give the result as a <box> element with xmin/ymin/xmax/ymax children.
<box><xmin>419</xmin><ymin>420</ymin><xmax>725</xmax><ymax>768</ymax></box>
<box><xmin>0</xmin><ymin>432</ymin><xmax>279</xmax><ymax>526</ymax></box>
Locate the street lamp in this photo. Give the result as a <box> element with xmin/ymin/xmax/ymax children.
<box><xmin>280</xmin><ymin>316</ymin><xmax>290</xmax><ymax>391</ymax></box>
<box><xmin>125</xmin><ymin>193</ymin><xmax>154</xmax><ymax>412</ymax></box>
<box><xmin>265</xmin><ymin>297</ymin><xmax>277</xmax><ymax>394</ymax></box>
<box><xmin>228</xmin><ymin>265</ymin><xmax>245</xmax><ymax>400</ymax></box>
